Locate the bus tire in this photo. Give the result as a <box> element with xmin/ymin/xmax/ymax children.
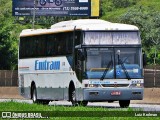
<box><xmin>78</xmin><ymin>101</ymin><xmax>88</xmax><ymax>106</ymax></box>
<box><xmin>32</xmin><ymin>86</ymin><xmax>39</xmax><ymax>104</ymax></box>
<box><xmin>119</xmin><ymin>100</ymin><xmax>130</xmax><ymax>108</ymax></box>
<box><xmin>71</xmin><ymin>89</ymin><xmax>78</xmax><ymax>106</ymax></box>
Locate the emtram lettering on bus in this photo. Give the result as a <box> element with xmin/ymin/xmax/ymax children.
<box><xmin>35</xmin><ymin>60</ymin><xmax>60</xmax><ymax>70</ymax></box>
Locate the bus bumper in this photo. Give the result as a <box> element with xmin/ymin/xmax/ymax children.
<box><xmin>83</xmin><ymin>88</ymin><xmax>144</xmax><ymax>101</ymax></box>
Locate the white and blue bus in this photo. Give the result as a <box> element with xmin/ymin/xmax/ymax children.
<box><xmin>18</xmin><ymin>19</ymin><xmax>144</xmax><ymax>107</ymax></box>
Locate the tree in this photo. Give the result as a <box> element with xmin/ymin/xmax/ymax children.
<box><xmin>112</xmin><ymin>0</ymin><xmax>137</xmax><ymax>8</ymax></box>
<box><xmin>119</xmin><ymin>6</ymin><xmax>160</xmax><ymax>64</ymax></box>
<box><xmin>0</xmin><ymin>0</ymin><xmax>18</xmax><ymax>69</ymax></box>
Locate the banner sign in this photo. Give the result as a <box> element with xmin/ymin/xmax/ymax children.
<box><xmin>12</xmin><ymin>0</ymin><xmax>99</xmax><ymax>16</ymax></box>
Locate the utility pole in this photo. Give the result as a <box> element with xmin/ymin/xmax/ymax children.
<box><xmin>154</xmin><ymin>45</ymin><xmax>157</xmax><ymax>87</ymax></box>
<box><xmin>154</xmin><ymin>46</ymin><xmax>157</xmax><ymax>65</ymax></box>
<box><xmin>32</xmin><ymin>0</ymin><xmax>36</xmax><ymax>29</ymax></box>
<box><xmin>151</xmin><ymin>36</ymin><xmax>159</xmax><ymax>87</ymax></box>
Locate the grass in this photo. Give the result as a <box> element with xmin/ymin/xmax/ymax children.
<box><xmin>138</xmin><ymin>0</ymin><xmax>160</xmax><ymax>11</ymax></box>
<box><xmin>101</xmin><ymin>8</ymin><xmax>128</xmax><ymax>22</ymax></box>
<box><xmin>0</xmin><ymin>101</ymin><xmax>159</xmax><ymax>120</ymax></box>
<box><xmin>101</xmin><ymin>0</ymin><xmax>160</xmax><ymax>22</ymax></box>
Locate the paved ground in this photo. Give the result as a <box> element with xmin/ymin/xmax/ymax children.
<box><xmin>0</xmin><ymin>87</ymin><xmax>23</xmax><ymax>99</ymax></box>
<box><xmin>131</xmin><ymin>88</ymin><xmax>160</xmax><ymax>104</ymax></box>
<box><xmin>0</xmin><ymin>87</ymin><xmax>160</xmax><ymax>104</ymax></box>
<box><xmin>1</xmin><ymin>87</ymin><xmax>160</xmax><ymax>111</ymax></box>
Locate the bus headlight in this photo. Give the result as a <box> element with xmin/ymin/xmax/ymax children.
<box><xmin>130</xmin><ymin>80</ymin><xmax>144</xmax><ymax>88</ymax></box>
<box><xmin>83</xmin><ymin>80</ymin><xmax>89</xmax><ymax>87</ymax></box>
<box><xmin>83</xmin><ymin>80</ymin><xmax>101</xmax><ymax>88</ymax></box>
<box><xmin>89</xmin><ymin>84</ymin><xmax>100</xmax><ymax>88</ymax></box>
<box><xmin>129</xmin><ymin>83</ymin><xmax>144</xmax><ymax>88</ymax></box>
<box><xmin>84</xmin><ymin>84</ymin><xmax>100</xmax><ymax>88</ymax></box>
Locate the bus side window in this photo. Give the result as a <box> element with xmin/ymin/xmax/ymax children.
<box><xmin>47</xmin><ymin>44</ymin><xmax>54</xmax><ymax>56</ymax></box>
<box><xmin>20</xmin><ymin>38</ymin><xmax>25</xmax><ymax>58</ymax></box>
<box><xmin>47</xmin><ymin>35</ymin><xmax>55</xmax><ymax>56</ymax></box>
<box><xmin>26</xmin><ymin>37</ymin><xmax>32</xmax><ymax>57</ymax></box>
<box><xmin>37</xmin><ymin>35</ymin><xmax>46</xmax><ymax>57</ymax></box>
<box><xmin>57</xmin><ymin>33</ymin><xmax>67</xmax><ymax>55</ymax></box>
<box><xmin>67</xmin><ymin>32</ymin><xmax>73</xmax><ymax>54</ymax></box>
<box><xmin>30</xmin><ymin>37</ymin><xmax>37</xmax><ymax>57</ymax></box>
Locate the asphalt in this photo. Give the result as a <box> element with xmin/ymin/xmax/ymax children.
<box><xmin>0</xmin><ymin>87</ymin><xmax>160</xmax><ymax>104</ymax></box>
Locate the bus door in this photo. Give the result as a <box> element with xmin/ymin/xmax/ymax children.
<box><xmin>74</xmin><ymin>49</ymin><xmax>85</xmax><ymax>82</ymax></box>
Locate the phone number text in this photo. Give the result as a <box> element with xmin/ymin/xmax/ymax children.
<box><xmin>63</xmin><ymin>7</ymin><xmax>88</xmax><ymax>11</ymax></box>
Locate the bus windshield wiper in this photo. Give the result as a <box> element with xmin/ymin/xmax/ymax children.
<box><xmin>100</xmin><ymin>56</ymin><xmax>113</xmax><ymax>81</ymax></box>
<box><xmin>119</xmin><ymin>59</ymin><xmax>131</xmax><ymax>80</ymax></box>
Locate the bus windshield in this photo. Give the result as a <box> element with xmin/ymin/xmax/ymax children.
<box><xmin>85</xmin><ymin>48</ymin><xmax>143</xmax><ymax>79</ymax></box>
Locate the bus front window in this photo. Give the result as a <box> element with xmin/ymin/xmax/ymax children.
<box><xmin>115</xmin><ymin>48</ymin><xmax>142</xmax><ymax>79</ymax></box>
<box><xmin>85</xmin><ymin>48</ymin><xmax>143</xmax><ymax>79</ymax></box>
<box><xmin>85</xmin><ymin>48</ymin><xmax>114</xmax><ymax>79</ymax></box>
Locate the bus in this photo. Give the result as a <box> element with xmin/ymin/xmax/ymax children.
<box><xmin>18</xmin><ymin>19</ymin><xmax>144</xmax><ymax>107</ymax></box>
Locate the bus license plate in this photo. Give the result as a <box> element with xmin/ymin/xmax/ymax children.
<box><xmin>111</xmin><ymin>91</ymin><xmax>121</xmax><ymax>96</ymax></box>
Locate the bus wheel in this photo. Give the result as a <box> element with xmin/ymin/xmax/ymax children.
<box><xmin>119</xmin><ymin>100</ymin><xmax>130</xmax><ymax>108</ymax></box>
<box><xmin>78</xmin><ymin>101</ymin><xmax>88</xmax><ymax>106</ymax></box>
<box><xmin>32</xmin><ymin>87</ymin><xmax>38</xmax><ymax>103</ymax></box>
<box><xmin>71</xmin><ymin>89</ymin><xmax>78</xmax><ymax>106</ymax></box>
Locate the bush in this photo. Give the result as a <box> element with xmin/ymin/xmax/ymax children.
<box><xmin>119</xmin><ymin>6</ymin><xmax>160</xmax><ymax>65</ymax></box>
<box><xmin>112</xmin><ymin>0</ymin><xmax>137</xmax><ymax>8</ymax></box>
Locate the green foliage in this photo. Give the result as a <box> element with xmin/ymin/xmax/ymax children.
<box><xmin>101</xmin><ymin>0</ymin><xmax>137</xmax><ymax>14</ymax></box>
<box><xmin>0</xmin><ymin>0</ymin><xmax>18</xmax><ymax>70</ymax></box>
<box><xmin>101</xmin><ymin>0</ymin><xmax>137</xmax><ymax>22</ymax></box>
<box><xmin>112</xmin><ymin>0</ymin><xmax>137</xmax><ymax>8</ymax></box>
<box><xmin>0</xmin><ymin>24</ymin><xmax>16</xmax><ymax>69</ymax></box>
<box><xmin>119</xmin><ymin>6</ymin><xmax>160</xmax><ymax>64</ymax></box>
<box><xmin>0</xmin><ymin>101</ymin><xmax>144</xmax><ymax>120</ymax></box>
<box><xmin>0</xmin><ymin>101</ymin><xmax>159</xmax><ymax>120</ymax></box>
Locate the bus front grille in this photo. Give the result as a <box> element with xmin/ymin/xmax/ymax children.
<box><xmin>101</xmin><ymin>84</ymin><xmax>129</xmax><ymax>87</ymax></box>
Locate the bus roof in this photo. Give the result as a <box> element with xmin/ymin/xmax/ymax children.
<box><xmin>20</xmin><ymin>19</ymin><xmax>139</xmax><ymax>37</ymax></box>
